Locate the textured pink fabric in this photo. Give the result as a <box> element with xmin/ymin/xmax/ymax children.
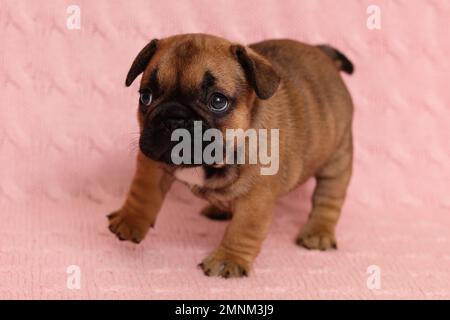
<box><xmin>1</xmin><ymin>0</ymin><xmax>449</xmax><ymax>299</ymax></box>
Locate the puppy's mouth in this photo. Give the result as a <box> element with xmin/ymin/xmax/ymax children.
<box><xmin>139</xmin><ymin>102</ymin><xmax>219</xmax><ymax>167</ymax></box>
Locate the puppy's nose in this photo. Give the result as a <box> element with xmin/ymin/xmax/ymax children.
<box><xmin>163</xmin><ymin>118</ymin><xmax>186</xmax><ymax>132</ymax></box>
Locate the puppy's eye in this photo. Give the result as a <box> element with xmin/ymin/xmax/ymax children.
<box><xmin>209</xmin><ymin>93</ymin><xmax>229</xmax><ymax>113</ymax></box>
<box><xmin>139</xmin><ymin>92</ymin><xmax>152</xmax><ymax>106</ymax></box>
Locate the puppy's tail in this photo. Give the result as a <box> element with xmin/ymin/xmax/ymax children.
<box><xmin>317</xmin><ymin>45</ymin><xmax>354</xmax><ymax>75</ymax></box>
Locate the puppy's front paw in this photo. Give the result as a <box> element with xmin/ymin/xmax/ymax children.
<box><xmin>199</xmin><ymin>248</ymin><xmax>250</xmax><ymax>278</ymax></box>
<box><xmin>107</xmin><ymin>210</ymin><xmax>152</xmax><ymax>244</ymax></box>
<box><xmin>297</xmin><ymin>222</ymin><xmax>337</xmax><ymax>251</ymax></box>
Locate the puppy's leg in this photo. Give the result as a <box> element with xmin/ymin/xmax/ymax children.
<box><xmin>200</xmin><ymin>184</ymin><xmax>275</xmax><ymax>278</ymax></box>
<box><xmin>200</xmin><ymin>205</ymin><xmax>232</xmax><ymax>221</ymax></box>
<box><xmin>108</xmin><ymin>152</ymin><xmax>173</xmax><ymax>244</ymax></box>
<box><xmin>297</xmin><ymin>133</ymin><xmax>352</xmax><ymax>250</ymax></box>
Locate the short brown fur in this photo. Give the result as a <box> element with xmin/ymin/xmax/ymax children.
<box><xmin>109</xmin><ymin>34</ymin><xmax>353</xmax><ymax>278</ymax></box>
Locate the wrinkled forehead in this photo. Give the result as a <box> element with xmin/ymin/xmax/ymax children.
<box><xmin>141</xmin><ymin>37</ymin><xmax>245</xmax><ymax>97</ymax></box>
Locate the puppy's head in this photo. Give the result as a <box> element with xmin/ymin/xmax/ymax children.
<box><xmin>125</xmin><ymin>34</ymin><xmax>280</xmax><ymax>166</ymax></box>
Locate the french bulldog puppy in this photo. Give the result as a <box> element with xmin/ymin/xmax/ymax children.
<box><xmin>108</xmin><ymin>33</ymin><xmax>354</xmax><ymax>278</ymax></box>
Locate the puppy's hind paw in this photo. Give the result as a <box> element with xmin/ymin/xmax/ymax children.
<box><xmin>200</xmin><ymin>205</ymin><xmax>232</xmax><ymax>221</ymax></box>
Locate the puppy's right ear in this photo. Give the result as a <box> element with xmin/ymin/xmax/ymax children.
<box><xmin>125</xmin><ymin>39</ymin><xmax>158</xmax><ymax>87</ymax></box>
<box><xmin>231</xmin><ymin>45</ymin><xmax>280</xmax><ymax>100</ymax></box>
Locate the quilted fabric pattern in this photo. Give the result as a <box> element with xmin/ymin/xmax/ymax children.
<box><xmin>0</xmin><ymin>0</ymin><xmax>449</xmax><ymax>299</ymax></box>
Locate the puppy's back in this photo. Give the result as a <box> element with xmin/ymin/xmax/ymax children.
<box><xmin>249</xmin><ymin>39</ymin><xmax>353</xmax><ymax>116</ymax></box>
<box><xmin>249</xmin><ymin>39</ymin><xmax>354</xmax><ymax>185</ymax></box>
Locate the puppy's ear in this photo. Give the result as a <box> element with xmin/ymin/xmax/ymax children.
<box><xmin>231</xmin><ymin>45</ymin><xmax>280</xmax><ymax>100</ymax></box>
<box><xmin>125</xmin><ymin>39</ymin><xmax>158</xmax><ymax>87</ymax></box>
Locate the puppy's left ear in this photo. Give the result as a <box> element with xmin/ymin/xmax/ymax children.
<box><xmin>231</xmin><ymin>45</ymin><xmax>280</xmax><ymax>100</ymax></box>
<box><xmin>125</xmin><ymin>39</ymin><xmax>158</xmax><ymax>87</ymax></box>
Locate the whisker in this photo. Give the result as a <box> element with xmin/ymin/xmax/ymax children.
<box><xmin>127</xmin><ymin>132</ymin><xmax>140</xmax><ymax>156</ymax></box>
<box><xmin>194</xmin><ymin>166</ymin><xmax>204</xmax><ymax>181</ymax></box>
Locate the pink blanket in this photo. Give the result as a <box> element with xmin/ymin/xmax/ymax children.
<box><xmin>1</xmin><ymin>0</ymin><xmax>449</xmax><ymax>299</ymax></box>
